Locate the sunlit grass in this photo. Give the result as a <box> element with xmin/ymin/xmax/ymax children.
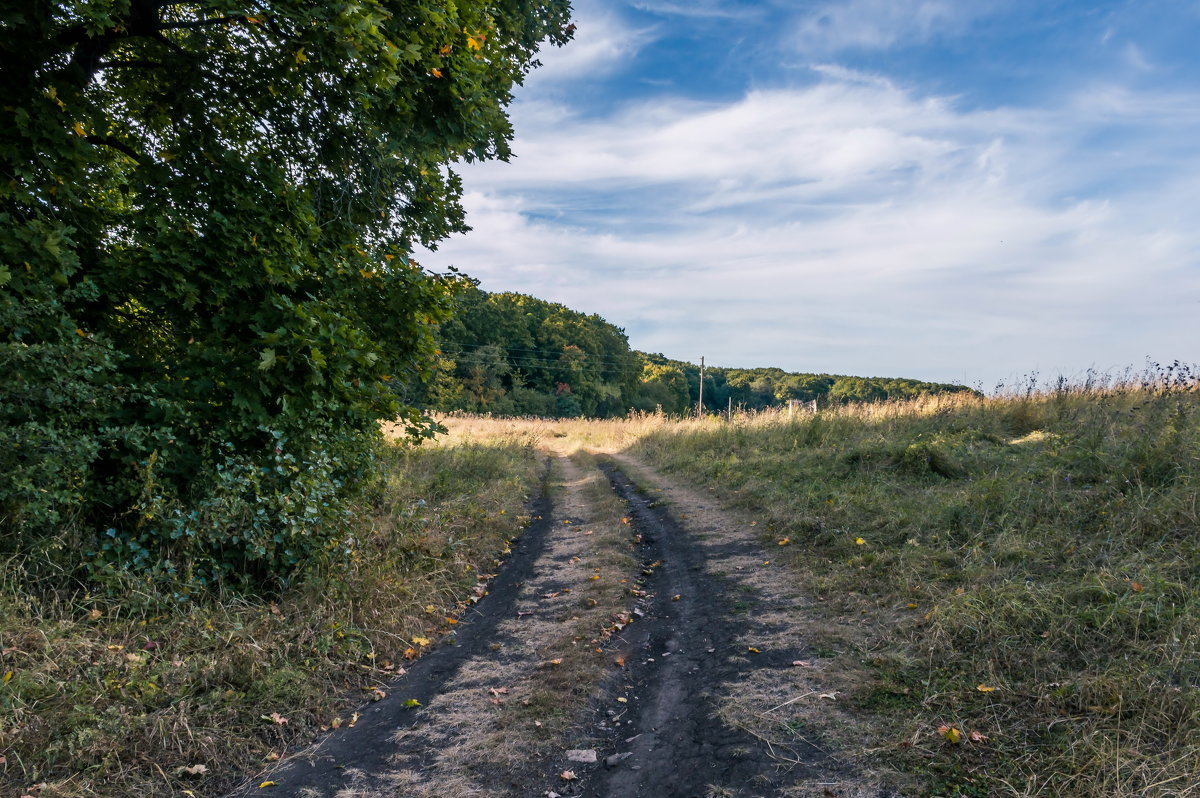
<box><xmin>625</xmin><ymin>373</ymin><xmax>1199</xmax><ymax>798</ymax></box>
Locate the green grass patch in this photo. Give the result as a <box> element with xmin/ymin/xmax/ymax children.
<box><xmin>630</xmin><ymin>385</ymin><xmax>1199</xmax><ymax>798</ymax></box>
<box><xmin>0</xmin><ymin>432</ymin><xmax>542</xmax><ymax>797</ymax></box>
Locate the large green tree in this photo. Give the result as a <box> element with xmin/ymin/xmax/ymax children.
<box><xmin>0</xmin><ymin>0</ymin><xmax>572</xmax><ymax>585</ymax></box>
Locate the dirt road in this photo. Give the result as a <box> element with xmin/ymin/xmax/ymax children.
<box><xmin>228</xmin><ymin>451</ymin><xmax>892</xmax><ymax>798</ymax></box>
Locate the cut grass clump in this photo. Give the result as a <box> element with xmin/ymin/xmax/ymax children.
<box><xmin>628</xmin><ymin>379</ymin><xmax>1200</xmax><ymax>798</ymax></box>
<box><xmin>0</xmin><ymin>432</ymin><xmax>542</xmax><ymax>798</ymax></box>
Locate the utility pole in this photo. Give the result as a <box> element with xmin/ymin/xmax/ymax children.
<box><xmin>697</xmin><ymin>356</ymin><xmax>705</xmax><ymax>417</ymax></box>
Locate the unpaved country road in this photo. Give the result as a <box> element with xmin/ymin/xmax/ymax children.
<box><xmin>228</xmin><ymin>450</ymin><xmax>895</xmax><ymax>798</ymax></box>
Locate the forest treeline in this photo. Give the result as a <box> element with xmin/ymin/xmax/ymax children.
<box><xmin>418</xmin><ymin>286</ymin><xmax>975</xmax><ymax>417</ymax></box>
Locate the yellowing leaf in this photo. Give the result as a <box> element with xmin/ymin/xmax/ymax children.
<box><xmin>258</xmin><ymin>782</ymin><xmax>277</xmax><ymax>789</ymax></box>
<box><xmin>412</xmin><ymin>636</ymin><xmax>431</xmax><ymax>647</ymax></box>
<box><xmin>430</xmin><ymin>68</ymin><xmax>443</xmax><ymax>78</ymax></box>
<box><xmin>854</xmin><ymin>537</ymin><xmax>866</xmax><ymax>545</ymax></box>
<box><xmin>747</xmin><ymin>647</ymin><xmax>761</xmax><ymax>653</ymax></box>
<box><xmin>72</xmin><ymin>120</ymin><xmax>85</xmax><ymax>136</ymax></box>
<box><xmin>445</xmin><ymin>617</ymin><xmax>458</xmax><ymax>625</ymax></box>
<box><xmin>777</xmin><ymin>538</ymin><xmax>790</xmax><ymax>545</ymax></box>
<box><xmin>937</xmin><ymin>725</ymin><xmax>962</xmax><ymax>744</ymax></box>
<box><xmin>438</xmin><ymin>44</ymin><xmax>452</xmax><ymax>54</ymax></box>
<box><xmin>976</xmin><ymin>684</ymin><xmax>998</xmax><ymax>693</ymax></box>
<box><xmin>2</xmin><ymin>671</ymin><xmax>11</xmax><ymax>682</ymax></box>
<box><xmin>293</xmin><ymin>47</ymin><xmax>307</xmax><ymax>64</ymax></box>
<box><xmin>402</xmin><ymin>698</ymin><xmax>421</xmax><ymax>708</ymax></box>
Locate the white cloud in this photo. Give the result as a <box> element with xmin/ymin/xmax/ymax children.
<box><xmin>419</xmin><ymin>67</ymin><xmax>1200</xmax><ymax>387</ymax></box>
<box><xmin>791</xmin><ymin>0</ymin><xmax>997</xmax><ymax>54</ymax></box>
<box><xmin>523</xmin><ymin>6</ymin><xmax>655</xmax><ymax>87</ymax></box>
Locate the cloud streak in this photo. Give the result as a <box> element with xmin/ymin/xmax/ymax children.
<box><xmin>418</xmin><ymin>3</ymin><xmax>1200</xmax><ymax>388</ymax></box>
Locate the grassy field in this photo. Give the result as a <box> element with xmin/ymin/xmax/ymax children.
<box><xmin>3</xmin><ymin>375</ymin><xmax>1196</xmax><ymax>797</ymax></box>
<box><xmin>0</xmin><ymin>430</ymin><xmax>543</xmax><ymax>797</ymax></box>
<box><xmin>625</xmin><ymin>377</ymin><xmax>1199</xmax><ymax>798</ymax></box>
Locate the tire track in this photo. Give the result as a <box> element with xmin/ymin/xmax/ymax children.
<box><xmin>227</xmin><ymin>461</ymin><xmax>558</xmax><ymax>798</ymax></box>
<box><xmin>576</xmin><ymin>461</ymin><xmax>830</xmax><ymax>798</ymax></box>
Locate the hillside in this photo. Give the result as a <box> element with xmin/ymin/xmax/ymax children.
<box><xmin>420</xmin><ymin>286</ymin><xmax>974</xmax><ymax>417</ymax></box>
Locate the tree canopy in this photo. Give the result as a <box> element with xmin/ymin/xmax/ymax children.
<box><xmin>0</xmin><ymin>0</ymin><xmax>572</xmax><ymax>587</ymax></box>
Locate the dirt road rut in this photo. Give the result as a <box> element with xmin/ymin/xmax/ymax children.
<box><xmin>228</xmin><ymin>451</ymin><xmax>883</xmax><ymax>798</ymax></box>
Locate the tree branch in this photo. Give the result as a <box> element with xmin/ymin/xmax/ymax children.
<box><xmin>84</xmin><ymin>135</ymin><xmax>144</xmax><ymax>163</ymax></box>
<box><xmin>157</xmin><ymin>16</ymin><xmax>242</xmax><ymax>31</ymax></box>
<box><xmin>96</xmin><ymin>59</ymin><xmax>164</xmax><ymax>70</ymax></box>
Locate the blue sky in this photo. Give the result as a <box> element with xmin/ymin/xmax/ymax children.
<box><xmin>416</xmin><ymin>0</ymin><xmax>1200</xmax><ymax>389</ymax></box>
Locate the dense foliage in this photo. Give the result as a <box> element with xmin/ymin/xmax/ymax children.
<box><xmin>419</xmin><ymin>286</ymin><xmax>642</xmax><ymax>417</ymax></box>
<box><xmin>0</xmin><ymin>0</ymin><xmax>572</xmax><ymax>587</ymax></box>
<box><xmin>420</xmin><ymin>288</ymin><xmax>974</xmax><ymax>417</ymax></box>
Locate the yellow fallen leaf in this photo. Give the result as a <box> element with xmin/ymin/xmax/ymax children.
<box><xmin>616</xmin><ymin>697</ymin><xmax>627</xmax><ymax>703</ymax></box>
<box><xmin>937</xmin><ymin>725</ymin><xmax>962</xmax><ymax>744</ymax></box>
<box><xmin>412</xmin><ymin>636</ymin><xmax>431</xmax><ymax>647</ymax></box>
<box><xmin>747</xmin><ymin>647</ymin><xmax>761</xmax><ymax>653</ymax></box>
<box><xmin>777</xmin><ymin>538</ymin><xmax>790</xmax><ymax>545</ymax></box>
<box><xmin>854</xmin><ymin>537</ymin><xmax>866</xmax><ymax>545</ymax></box>
<box><xmin>258</xmin><ymin>782</ymin><xmax>277</xmax><ymax>788</ymax></box>
<box><xmin>977</xmin><ymin>684</ymin><xmax>998</xmax><ymax>693</ymax></box>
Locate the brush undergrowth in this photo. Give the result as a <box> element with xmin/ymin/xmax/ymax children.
<box><xmin>0</xmin><ymin>431</ymin><xmax>542</xmax><ymax>797</ymax></box>
<box><xmin>630</xmin><ymin>376</ymin><xmax>1199</xmax><ymax>798</ymax></box>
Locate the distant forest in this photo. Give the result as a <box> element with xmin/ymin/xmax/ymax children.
<box><xmin>416</xmin><ymin>287</ymin><xmax>975</xmax><ymax>417</ymax></box>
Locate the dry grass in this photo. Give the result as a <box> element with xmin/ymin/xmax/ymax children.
<box><xmin>624</xmin><ymin>376</ymin><xmax>1200</xmax><ymax>798</ymax></box>
<box><xmin>0</xmin><ymin>432</ymin><xmax>542</xmax><ymax>797</ymax></box>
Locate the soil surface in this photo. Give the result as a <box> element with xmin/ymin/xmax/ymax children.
<box><xmin>226</xmin><ymin>450</ymin><xmax>897</xmax><ymax>798</ymax></box>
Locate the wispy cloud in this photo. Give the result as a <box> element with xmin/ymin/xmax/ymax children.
<box><xmin>417</xmin><ymin>2</ymin><xmax>1200</xmax><ymax>387</ymax></box>
<box><xmin>791</xmin><ymin>0</ymin><xmax>997</xmax><ymax>54</ymax></box>
<box><xmin>523</xmin><ymin>6</ymin><xmax>655</xmax><ymax>88</ymax></box>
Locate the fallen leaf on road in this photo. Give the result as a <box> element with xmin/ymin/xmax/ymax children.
<box><xmin>560</xmin><ymin>770</ymin><xmax>576</xmax><ymax>781</ymax></box>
